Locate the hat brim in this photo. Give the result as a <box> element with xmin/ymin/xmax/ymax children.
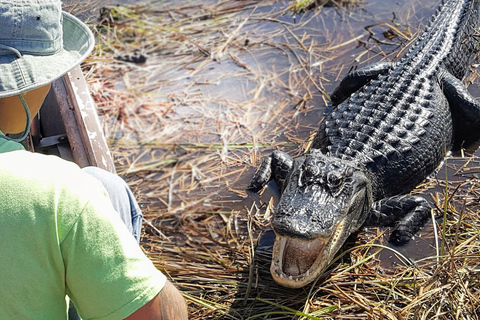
<box><xmin>0</xmin><ymin>11</ymin><xmax>95</xmax><ymax>98</ymax></box>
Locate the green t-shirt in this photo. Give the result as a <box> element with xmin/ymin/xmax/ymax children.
<box><xmin>0</xmin><ymin>144</ymin><xmax>166</xmax><ymax>319</ymax></box>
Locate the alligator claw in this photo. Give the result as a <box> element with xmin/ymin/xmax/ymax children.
<box><xmin>390</xmin><ymin>204</ymin><xmax>431</xmax><ymax>245</ymax></box>
<box><xmin>369</xmin><ymin>195</ymin><xmax>431</xmax><ymax>245</ymax></box>
<box><xmin>248</xmin><ymin>150</ymin><xmax>293</xmax><ymax>192</ymax></box>
<box><xmin>247</xmin><ymin>156</ymin><xmax>272</xmax><ymax>191</ymax></box>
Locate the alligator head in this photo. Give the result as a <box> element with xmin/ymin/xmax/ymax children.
<box><xmin>270</xmin><ymin>150</ymin><xmax>372</xmax><ymax>288</ymax></box>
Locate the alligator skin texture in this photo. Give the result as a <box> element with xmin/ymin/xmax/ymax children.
<box><xmin>311</xmin><ymin>0</ymin><xmax>480</xmax><ymax>230</ymax></box>
<box><xmin>248</xmin><ymin>0</ymin><xmax>480</xmax><ymax>288</ymax></box>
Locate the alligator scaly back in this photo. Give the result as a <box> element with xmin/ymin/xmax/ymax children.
<box><xmin>318</xmin><ymin>0</ymin><xmax>480</xmax><ymax>199</ymax></box>
<box><xmin>433</xmin><ymin>0</ymin><xmax>480</xmax><ymax>78</ymax></box>
<box><xmin>249</xmin><ymin>0</ymin><xmax>480</xmax><ymax>288</ymax></box>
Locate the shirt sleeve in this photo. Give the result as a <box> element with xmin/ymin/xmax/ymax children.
<box><xmin>60</xmin><ymin>178</ymin><xmax>166</xmax><ymax>320</ymax></box>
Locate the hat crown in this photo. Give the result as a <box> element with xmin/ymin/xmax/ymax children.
<box><xmin>0</xmin><ymin>0</ymin><xmax>94</xmax><ymax>98</ymax></box>
<box><xmin>0</xmin><ymin>0</ymin><xmax>63</xmax><ymax>56</ymax></box>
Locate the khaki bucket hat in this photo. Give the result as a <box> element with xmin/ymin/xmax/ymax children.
<box><xmin>0</xmin><ymin>0</ymin><xmax>95</xmax><ymax>98</ymax></box>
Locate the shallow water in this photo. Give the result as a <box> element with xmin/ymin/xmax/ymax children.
<box><xmin>67</xmin><ymin>0</ymin><xmax>479</xmax><ymax>276</ymax></box>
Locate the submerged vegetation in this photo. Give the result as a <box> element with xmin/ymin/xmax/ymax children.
<box><xmin>67</xmin><ymin>0</ymin><xmax>480</xmax><ymax>318</ymax></box>
<box><xmin>291</xmin><ymin>0</ymin><xmax>365</xmax><ymax>12</ymax></box>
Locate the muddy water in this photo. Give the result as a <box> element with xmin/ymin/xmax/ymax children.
<box><xmin>66</xmin><ymin>0</ymin><xmax>479</xmax><ymax>269</ymax></box>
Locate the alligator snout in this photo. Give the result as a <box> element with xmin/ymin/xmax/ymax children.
<box><xmin>272</xmin><ymin>205</ymin><xmax>338</xmax><ymax>240</ymax></box>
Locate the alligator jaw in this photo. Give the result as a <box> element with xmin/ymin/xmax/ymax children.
<box><xmin>270</xmin><ymin>221</ymin><xmax>346</xmax><ymax>288</ymax></box>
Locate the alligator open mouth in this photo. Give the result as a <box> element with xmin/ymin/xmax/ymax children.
<box><xmin>270</xmin><ymin>221</ymin><xmax>345</xmax><ymax>288</ymax></box>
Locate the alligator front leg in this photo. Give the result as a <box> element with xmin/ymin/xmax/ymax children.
<box><xmin>247</xmin><ymin>150</ymin><xmax>293</xmax><ymax>192</ymax></box>
<box><xmin>331</xmin><ymin>61</ymin><xmax>395</xmax><ymax>105</ymax></box>
<box><xmin>366</xmin><ymin>195</ymin><xmax>431</xmax><ymax>245</ymax></box>
<box><xmin>442</xmin><ymin>71</ymin><xmax>480</xmax><ymax>148</ymax></box>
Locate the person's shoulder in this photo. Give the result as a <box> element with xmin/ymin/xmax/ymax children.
<box><xmin>0</xmin><ymin>150</ymin><xmax>93</xmax><ymax>182</ymax></box>
<box><xmin>0</xmin><ymin>149</ymin><xmax>79</xmax><ymax>175</ymax></box>
<box><xmin>0</xmin><ymin>150</ymin><xmax>107</xmax><ymax>206</ymax></box>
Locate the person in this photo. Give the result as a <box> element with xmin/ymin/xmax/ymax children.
<box><xmin>0</xmin><ymin>0</ymin><xmax>188</xmax><ymax>319</ymax></box>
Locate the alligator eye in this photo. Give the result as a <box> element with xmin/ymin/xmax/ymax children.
<box><xmin>327</xmin><ymin>172</ymin><xmax>342</xmax><ymax>188</ymax></box>
<box><xmin>304</xmin><ymin>165</ymin><xmax>319</xmax><ymax>178</ymax></box>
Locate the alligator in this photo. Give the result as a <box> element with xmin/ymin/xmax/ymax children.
<box><xmin>248</xmin><ymin>0</ymin><xmax>480</xmax><ymax>288</ymax></box>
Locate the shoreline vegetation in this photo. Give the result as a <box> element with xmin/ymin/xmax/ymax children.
<box><xmin>67</xmin><ymin>0</ymin><xmax>480</xmax><ymax>318</ymax></box>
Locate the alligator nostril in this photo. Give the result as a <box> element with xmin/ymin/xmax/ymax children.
<box><xmin>327</xmin><ymin>172</ymin><xmax>342</xmax><ymax>188</ymax></box>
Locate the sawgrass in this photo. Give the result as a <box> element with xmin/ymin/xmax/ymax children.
<box><xmin>65</xmin><ymin>0</ymin><xmax>480</xmax><ymax>318</ymax></box>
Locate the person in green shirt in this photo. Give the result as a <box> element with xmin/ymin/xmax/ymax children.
<box><xmin>0</xmin><ymin>0</ymin><xmax>188</xmax><ymax>319</ymax></box>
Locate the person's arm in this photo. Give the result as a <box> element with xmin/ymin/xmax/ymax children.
<box><xmin>125</xmin><ymin>280</ymin><xmax>188</xmax><ymax>320</ymax></box>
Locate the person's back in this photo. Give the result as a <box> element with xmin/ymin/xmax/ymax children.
<box><xmin>0</xmin><ymin>0</ymin><xmax>188</xmax><ymax>318</ymax></box>
<box><xmin>0</xmin><ymin>148</ymin><xmax>165</xmax><ymax>318</ymax></box>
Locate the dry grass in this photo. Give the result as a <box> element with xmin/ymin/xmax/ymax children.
<box><xmin>65</xmin><ymin>0</ymin><xmax>480</xmax><ymax>318</ymax></box>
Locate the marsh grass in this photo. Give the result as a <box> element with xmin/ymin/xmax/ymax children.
<box><xmin>69</xmin><ymin>0</ymin><xmax>480</xmax><ymax>318</ymax></box>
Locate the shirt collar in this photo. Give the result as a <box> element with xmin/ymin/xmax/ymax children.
<box><xmin>0</xmin><ymin>134</ymin><xmax>26</xmax><ymax>153</ymax></box>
